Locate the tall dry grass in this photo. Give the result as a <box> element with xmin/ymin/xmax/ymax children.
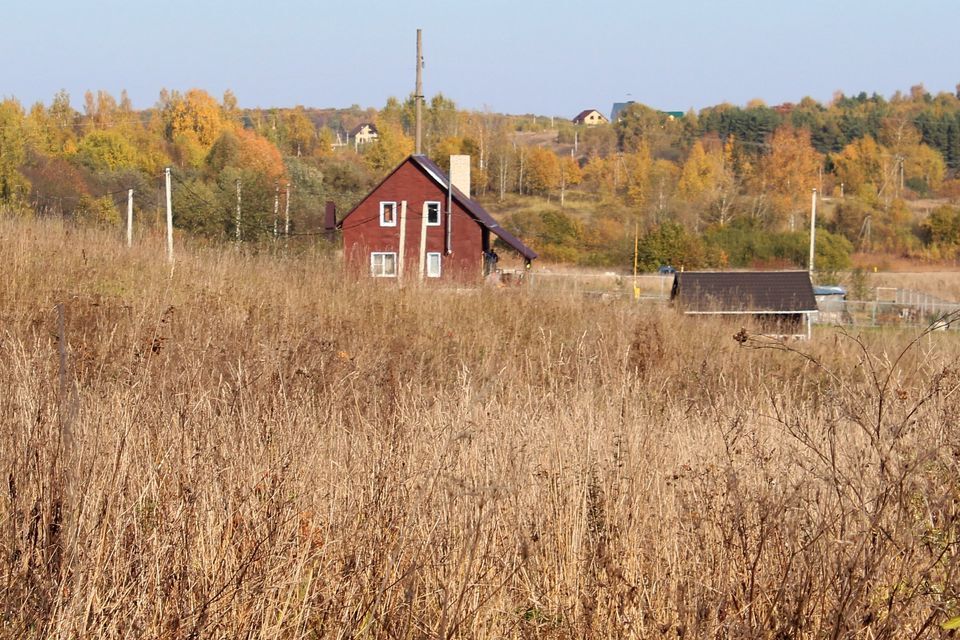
<box><xmin>2</xmin><ymin>216</ymin><xmax>959</xmax><ymax>638</ymax></box>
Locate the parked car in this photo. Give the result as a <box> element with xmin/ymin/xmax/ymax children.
<box><xmin>658</xmin><ymin>265</ymin><xmax>676</xmax><ymax>275</ymax></box>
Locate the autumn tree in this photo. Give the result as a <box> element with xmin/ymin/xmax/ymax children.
<box><xmin>163</xmin><ymin>89</ymin><xmax>227</xmax><ymax>167</ymax></box>
<box><xmin>525</xmin><ymin>147</ymin><xmax>560</xmax><ymax>197</ymax></box>
<box><xmin>83</xmin><ymin>90</ymin><xmax>119</xmax><ymax>129</ymax></box>
<box><xmin>904</xmin><ymin>143</ymin><xmax>946</xmax><ymax>194</ymax></box>
<box><xmin>285</xmin><ymin>106</ymin><xmax>316</xmax><ymax>157</ymax></box>
<box><xmin>558</xmin><ymin>155</ymin><xmax>582</xmax><ymax>207</ymax></box>
<box><xmin>199</xmin><ymin>127</ymin><xmax>287</xmax><ymax>238</ymax></box>
<box><xmin>621</xmin><ymin>145</ymin><xmax>652</xmax><ymax>207</ymax></box>
<box><xmin>756</xmin><ymin>125</ymin><xmax>823</xmax><ymax>230</ymax></box>
<box><xmin>0</xmin><ymin>100</ymin><xmax>31</xmax><ymax>207</ymax></box>
<box><xmin>649</xmin><ymin>159</ymin><xmax>680</xmax><ymax>223</ymax></box>
<box><xmin>581</xmin><ymin>155</ymin><xmax>615</xmax><ymax>200</ymax></box>
<box><xmin>23</xmin><ymin>91</ymin><xmax>77</xmax><ymax>155</ymax></box>
<box><xmin>832</xmin><ymin>135</ymin><xmax>885</xmax><ymax>200</ymax></box>
<box><xmin>677</xmin><ymin>139</ymin><xmax>733</xmax><ymax>228</ymax></box>
<box><xmin>75</xmin><ymin>130</ymin><xmax>139</xmax><ymax>171</ymax></box>
<box><xmin>364</xmin><ymin>118</ymin><xmax>413</xmax><ymax>174</ymax></box>
<box><xmin>615</xmin><ymin>103</ymin><xmax>674</xmax><ymax>154</ymax></box>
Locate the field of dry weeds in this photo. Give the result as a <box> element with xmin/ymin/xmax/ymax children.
<box><xmin>2</xmin><ymin>217</ymin><xmax>960</xmax><ymax>639</ymax></box>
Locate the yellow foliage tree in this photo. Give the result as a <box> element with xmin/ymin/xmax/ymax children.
<box><xmin>904</xmin><ymin>144</ymin><xmax>946</xmax><ymax>192</ymax></box>
<box><xmin>833</xmin><ymin>135</ymin><xmax>885</xmax><ymax>200</ymax></box>
<box><xmin>581</xmin><ymin>156</ymin><xmax>615</xmax><ymax>200</ymax></box>
<box><xmin>166</xmin><ymin>89</ymin><xmax>226</xmax><ymax>167</ymax></box>
<box><xmin>525</xmin><ymin>147</ymin><xmax>560</xmax><ymax>196</ymax></box>
<box><xmin>364</xmin><ymin>118</ymin><xmax>413</xmax><ymax>174</ymax></box>
<box><xmin>558</xmin><ymin>155</ymin><xmax>582</xmax><ymax>207</ymax></box>
<box><xmin>622</xmin><ymin>145</ymin><xmax>652</xmax><ymax>207</ymax></box>
<box><xmin>756</xmin><ymin>126</ymin><xmax>823</xmax><ymax>229</ymax></box>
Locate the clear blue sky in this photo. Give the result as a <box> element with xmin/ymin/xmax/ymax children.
<box><xmin>3</xmin><ymin>0</ymin><xmax>958</xmax><ymax>117</ymax></box>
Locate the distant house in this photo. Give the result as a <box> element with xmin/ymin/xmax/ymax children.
<box><xmin>671</xmin><ymin>271</ymin><xmax>817</xmax><ymax>338</ymax></box>
<box><xmin>610</xmin><ymin>101</ymin><xmax>635</xmax><ymax>122</ymax></box>
<box><xmin>339</xmin><ymin>154</ymin><xmax>536</xmax><ymax>282</ymax></box>
<box><xmin>572</xmin><ymin>109</ymin><xmax>609</xmax><ymax>126</ymax></box>
<box><xmin>611</xmin><ymin>101</ymin><xmax>685</xmax><ymax>122</ymax></box>
<box><xmin>350</xmin><ymin>123</ymin><xmax>379</xmax><ymax>147</ymax></box>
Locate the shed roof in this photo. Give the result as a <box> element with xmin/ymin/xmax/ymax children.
<box><xmin>671</xmin><ymin>271</ymin><xmax>816</xmax><ymax>314</ymax></box>
<box><xmin>338</xmin><ymin>155</ymin><xmax>537</xmax><ymax>262</ymax></box>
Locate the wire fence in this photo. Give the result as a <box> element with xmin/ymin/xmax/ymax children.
<box><xmin>524</xmin><ymin>271</ymin><xmax>960</xmax><ymax>329</ymax></box>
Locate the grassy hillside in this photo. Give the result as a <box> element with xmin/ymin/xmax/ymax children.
<box><xmin>2</xmin><ymin>216</ymin><xmax>960</xmax><ymax>637</ymax></box>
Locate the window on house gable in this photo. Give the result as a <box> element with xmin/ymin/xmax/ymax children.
<box><xmin>371</xmin><ymin>252</ymin><xmax>397</xmax><ymax>277</ymax></box>
<box><xmin>426</xmin><ymin>252</ymin><xmax>441</xmax><ymax>278</ymax></box>
<box><xmin>425</xmin><ymin>201</ymin><xmax>441</xmax><ymax>226</ymax></box>
<box><xmin>380</xmin><ymin>201</ymin><xmax>397</xmax><ymax>226</ymax></box>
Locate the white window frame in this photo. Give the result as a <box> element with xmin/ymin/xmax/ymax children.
<box><xmin>426</xmin><ymin>252</ymin><xmax>442</xmax><ymax>278</ymax></box>
<box><xmin>424</xmin><ymin>201</ymin><xmax>442</xmax><ymax>226</ymax></box>
<box><xmin>379</xmin><ymin>201</ymin><xmax>397</xmax><ymax>227</ymax></box>
<box><xmin>371</xmin><ymin>252</ymin><xmax>397</xmax><ymax>277</ymax></box>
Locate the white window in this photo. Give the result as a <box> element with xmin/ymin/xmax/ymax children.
<box><xmin>426</xmin><ymin>252</ymin><xmax>442</xmax><ymax>278</ymax></box>
<box><xmin>371</xmin><ymin>252</ymin><xmax>397</xmax><ymax>277</ymax></box>
<box><xmin>425</xmin><ymin>201</ymin><xmax>441</xmax><ymax>226</ymax></box>
<box><xmin>379</xmin><ymin>201</ymin><xmax>397</xmax><ymax>227</ymax></box>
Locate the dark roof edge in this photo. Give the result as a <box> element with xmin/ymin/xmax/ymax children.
<box><xmin>410</xmin><ymin>155</ymin><xmax>538</xmax><ymax>261</ymax></box>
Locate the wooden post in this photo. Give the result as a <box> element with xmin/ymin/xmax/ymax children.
<box><xmin>235</xmin><ymin>178</ymin><xmax>242</xmax><ymax>243</ymax></box>
<box><xmin>398</xmin><ymin>200</ymin><xmax>408</xmax><ymax>280</ymax></box>
<box><xmin>164</xmin><ymin>168</ymin><xmax>173</xmax><ymax>263</ymax></box>
<box><xmin>415</xmin><ymin>29</ymin><xmax>423</xmax><ymax>155</ymax></box>
<box><xmin>418</xmin><ymin>202</ymin><xmax>428</xmax><ymax>280</ymax></box>
<box><xmin>808</xmin><ymin>188</ymin><xmax>817</xmax><ymax>273</ymax></box>
<box><xmin>284</xmin><ymin>182</ymin><xmax>291</xmax><ymax>236</ymax></box>
<box><xmin>273</xmin><ymin>183</ymin><xmax>279</xmax><ymax>240</ymax></box>
<box><xmin>126</xmin><ymin>188</ymin><xmax>133</xmax><ymax>248</ymax></box>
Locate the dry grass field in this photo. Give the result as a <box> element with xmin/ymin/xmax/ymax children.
<box><xmin>2</xmin><ymin>216</ymin><xmax>960</xmax><ymax>638</ymax></box>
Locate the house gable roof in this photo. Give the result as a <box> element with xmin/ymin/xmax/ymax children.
<box><xmin>338</xmin><ymin>155</ymin><xmax>537</xmax><ymax>262</ymax></box>
<box><xmin>349</xmin><ymin>122</ymin><xmax>378</xmax><ymax>137</ymax></box>
<box><xmin>671</xmin><ymin>271</ymin><xmax>816</xmax><ymax>313</ymax></box>
<box><xmin>573</xmin><ymin>109</ymin><xmax>607</xmax><ymax>123</ymax></box>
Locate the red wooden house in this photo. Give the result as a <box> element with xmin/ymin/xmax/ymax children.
<box><xmin>339</xmin><ymin>154</ymin><xmax>536</xmax><ymax>281</ymax></box>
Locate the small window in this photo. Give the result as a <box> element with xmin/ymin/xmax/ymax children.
<box><xmin>425</xmin><ymin>201</ymin><xmax>441</xmax><ymax>226</ymax></box>
<box><xmin>371</xmin><ymin>252</ymin><xmax>397</xmax><ymax>277</ymax></box>
<box><xmin>426</xmin><ymin>252</ymin><xmax>441</xmax><ymax>278</ymax></box>
<box><xmin>379</xmin><ymin>202</ymin><xmax>397</xmax><ymax>227</ymax></box>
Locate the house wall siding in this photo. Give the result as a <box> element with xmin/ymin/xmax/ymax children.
<box><xmin>342</xmin><ymin>161</ymin><xmax>484</xmax><ymax>281</ymax></box>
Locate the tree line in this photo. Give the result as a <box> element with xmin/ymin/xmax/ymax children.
<box><xmin>1</xmin><ymin>85</ymin><xmax>960</xmax><ymax>271</ymax></box>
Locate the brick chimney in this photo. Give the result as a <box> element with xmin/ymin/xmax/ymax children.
<box><xmin>449</xmin><ymin>155</ymin><xmax>471</xmax><ymax>199</ymax></box>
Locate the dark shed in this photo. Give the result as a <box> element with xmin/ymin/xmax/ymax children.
<box><xmin>671</xmin><ymin>271</ymin><xmax>817</xmax><ymax>337</ymax></box>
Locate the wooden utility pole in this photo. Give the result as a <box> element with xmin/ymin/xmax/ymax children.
<box><xmin>808</xmin><ymin>188</ymin><xmax>817</xmax><ymax>273</ymax></box>
<box><xmin>415</xmin><ymin>28</ymin><xmax>424</xmax><ymax>155</ymax></box>
<box><xmin>126</xmin><ymin>188</ymin><xmax>133</xmax><ymax>248</ymax></box>
<box><xmin>164</xmin><ymin>168</ymin><xmax>173</xmax><ymax>263</ymax></box>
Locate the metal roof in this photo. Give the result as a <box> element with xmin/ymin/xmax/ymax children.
<box><xmin>409</xmin><ymin>155</ymin><xmax>538</xmax><ymax>262</ymax></box>
<box><xmin>813</xmin><ymin>285</ymin><xmax>847</xmax><ymax>297</ymax></box>
<box><xmin>671</xmin><ymin>271</ymin><xmax>817</xmax><ymax>314</ymax></box>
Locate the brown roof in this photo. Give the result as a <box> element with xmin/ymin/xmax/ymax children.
<box><xmin>349</xmin><ymin>122</ymin><xmax>378</xmax><ymax>137</ymax></box>
<box><xmin>338</xmin><ymin>155</ymin><xmax>538</xmax><ymax>262</ymax></box>
<box><xmin>572</xmin><ymin>109</ymin><xmax>607</xmax><ymax>123</ymax></box>
<box><xmin>671</xmin><ymin>271</ymin><xmax>816</xmax><ymax>313</ymax></box>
